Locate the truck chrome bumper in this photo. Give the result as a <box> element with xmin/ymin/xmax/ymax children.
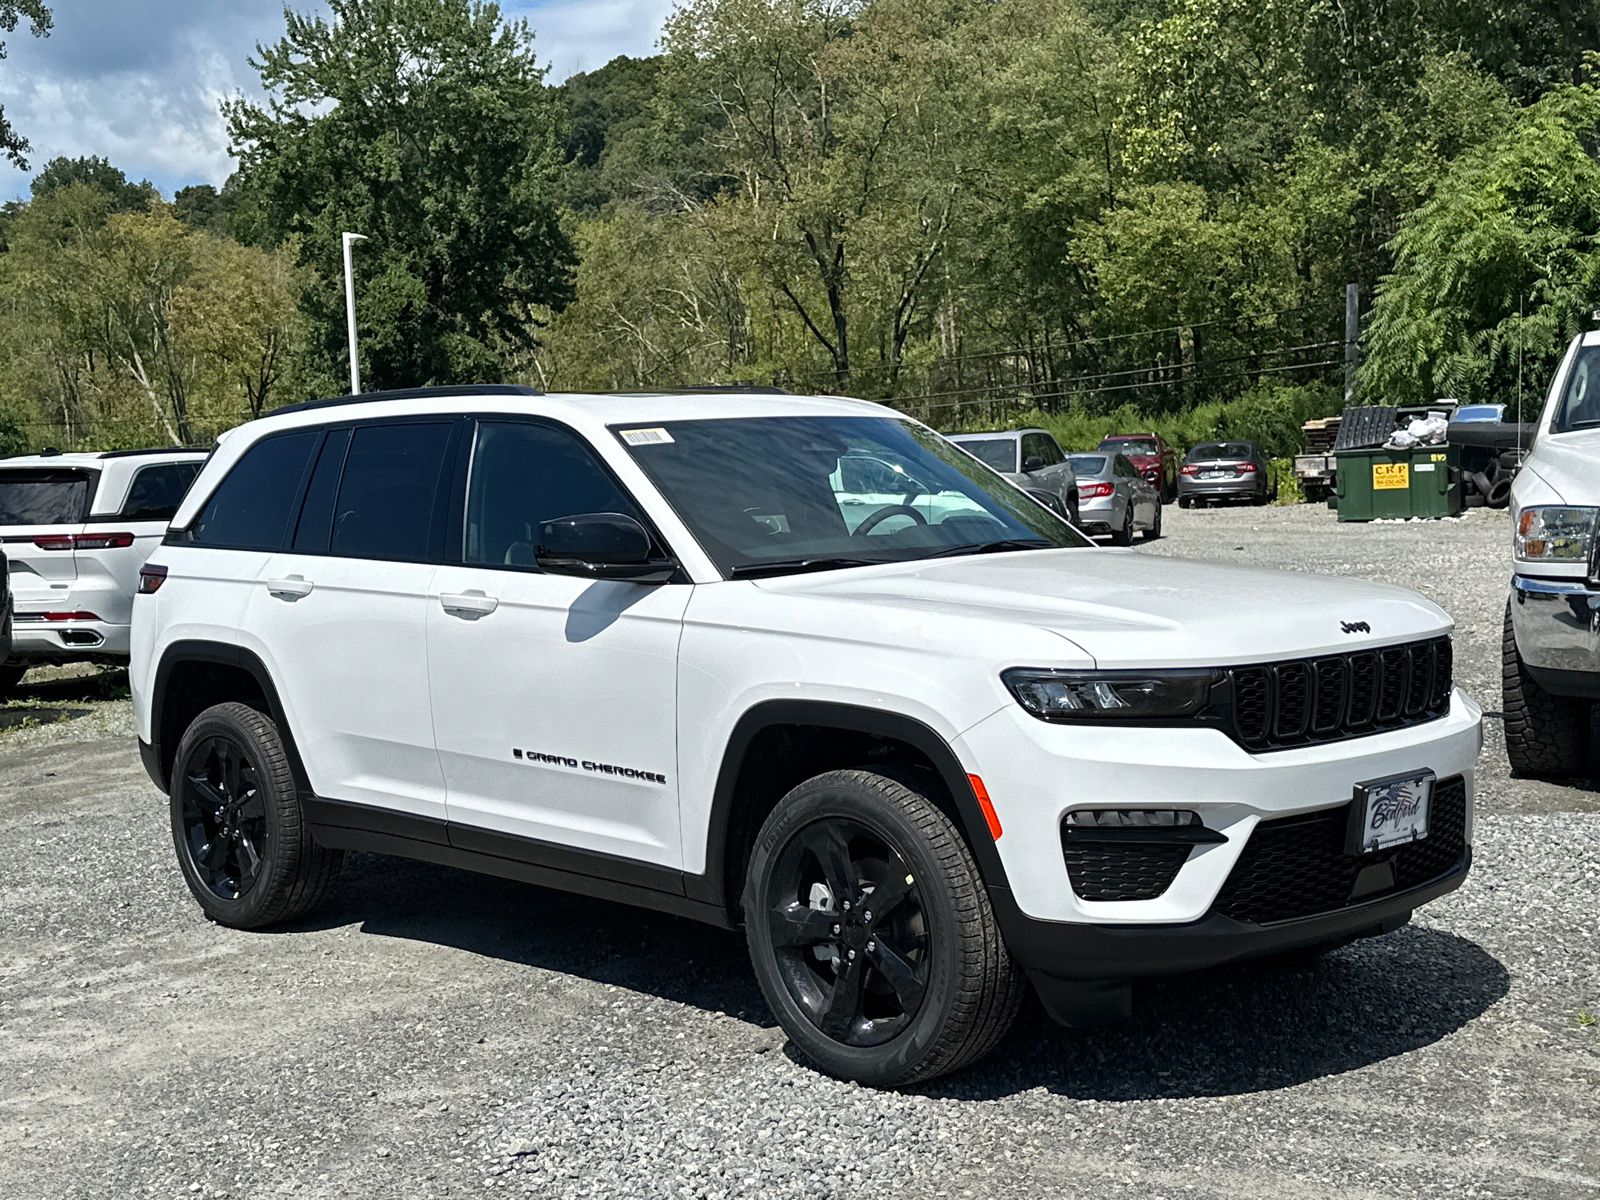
<box><xmin>1510</xmin><ymin>575</ymin><xmax>1600</xmax><ymax>697</ymax></box>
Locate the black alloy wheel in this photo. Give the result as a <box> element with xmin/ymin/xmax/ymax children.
<box><xmin>170</xmin><ymin>702</ymin><xmax>343</xmax><ymax>928</ymax></box>
<box><xmin>1111</xmin><ymin>502</ymin><xmax>1135</xmax><ymax>545</ymax></box>
<box><xmin>744</xmin><ymin>770</ymin><xmax>1023</xmax><ymax>1086</ymax></box>
<box><xmin>179</xmin><ymin>734</ymin><xmax>268</xmax><ymax>901</ymax></box>
<box><xmin>764</xmin><ymin>817</ymin><xmax>930</xmax><ymax>1047</ymax></box>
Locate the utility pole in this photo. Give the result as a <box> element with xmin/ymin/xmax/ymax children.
<box><xmin>342</xmin><ymin>232</ymin><xmax>368</xmax><ymax>395</ymax></box>
<box><xmin>1343</xmin><ymin>282</ymin><xmax>1360</xmax><ymax>406</ymax></box>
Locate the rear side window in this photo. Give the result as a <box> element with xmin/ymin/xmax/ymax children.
<box><xmin>329</xmin><ymin>423</ymin><xmax>453</xmax><ymax>561</ymax></box>
<box><xmin>0</xmin><ymin>470</ymin><xmax>93</xmax><ymax>524</ymax></box>
<box><xmin>119</xmin><ymin>462</ymin><xmax>203</xmax><ymax>521</ymax></box>
<box><xmin>957</xmin><ymin>438</ymin><xmax>1017</xmax><ymax>473</ymax></box>
<box><xmin>190</xmin><ymin>432</ymin><xmax>318</xmax><ymax>550</ymax></box>
<box><xmin>465</xmin><ymin>421</ymin><xmax>642</xmax><ymax>568</ymax></box>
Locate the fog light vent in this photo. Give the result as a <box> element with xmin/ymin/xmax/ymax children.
<box><xmin>1060</xmin><ymin>810</ymin><xmax>1227</xmax><ymax>902</ymax></box>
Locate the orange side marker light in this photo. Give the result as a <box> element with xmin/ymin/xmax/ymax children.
<box><xmin>967</xmin><ymin>774</ymin><xmax>1002</xmax><ymax>841</ymax></box>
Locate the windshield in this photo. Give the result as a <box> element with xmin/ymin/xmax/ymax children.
<box><xmin>951</xmin><ymin>436</ymin><xmax>1016</xmax><ymax>473</ymax></box>
<box><xmin>1555</xmin><ymin>346</ymin><xmax>1600</xmax><ymax>431</ymax></box>
<box><xmin>0</xmin><ymin>470</ymin><xmax>93</xmax><ymax>525</ymax></box>
<box><xmin>1101</xmin><ymin>438</ymin><xmax>1158</xmax><ymax>456</ymax></box>
<box><xmin>1188</xmin><ymin>442</ymin><xmax>1252</xmax><ymax>461</ymax></box>
<box><xmin>1067</xmin><ymin>454</ymin><xmax>1106</xmax><ymax>475</ymax></box>
<box><xmin>617</xmin><ymin>416</ymin><xmax>1091</xmax><ymax>577</ymax></box>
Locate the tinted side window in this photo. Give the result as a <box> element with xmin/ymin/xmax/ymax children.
<box><xmin>1024</xmin><ymin>434</ymin><xmax>1064</xmax><ymax>467</ymax></box>
<box><xmin>330</xmin><ymin>423</ymin><xmax>453</xmax><ymax>562</ymax></box>
<box><xmin>119</xmin><ymin>462</ymin><xmax>202</xmax><ymax>521</ymax></box>
<box><xmin>465</xmin><ymin>422</ymin><xmax>642</xmax><ymax>568</ymax></box>
<box><xmin>191</xmin><ymin>432</ymin><xmax>318</xmax><ymax>550</ymax></box>
<box><xmin>292</xmin><ymin>428</ymin><xmax>352</xmax><ymax>552</ymax></box>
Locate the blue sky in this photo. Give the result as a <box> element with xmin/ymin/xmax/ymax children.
<box><xmin>0</xmin><ymin>0</ymin><xmax>675</xmax><ymax>201</ymax></box>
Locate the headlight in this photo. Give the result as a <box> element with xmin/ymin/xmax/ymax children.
<box><xmin>1003</xmin><ymin>668</ymin><xmax>1221</xmax><ymax>722</ymax></box>
<box><xmin>1514</xmin><ymin>506</ymin><xmax>1598</xmax><ymax>563</ymax></box>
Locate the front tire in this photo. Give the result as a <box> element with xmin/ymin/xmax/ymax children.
<box><xmin>170</xmin><ymin>702</ymin><xmax>343</xmax><ymax>928</ymax></box>
<box><xmin>744</xmin><ymin>770</ymin><xmax>1022</xmax><ymax>1087</ymax></box>
<box><xmin>1503</xmin><ymin>601</ymin><xmax>1590</xmax><ymax>777</ymax></box>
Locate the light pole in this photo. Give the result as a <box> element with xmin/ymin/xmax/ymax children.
<box><xmin>342</xmin><ymin>232</ymin><xmax>368</xmax><ymax>395</ymax></box>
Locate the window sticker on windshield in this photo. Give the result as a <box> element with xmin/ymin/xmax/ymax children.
<box><xmin>620</xmin><ymin>427</ymin><xmax>674</xmax><ymax>446</ymax></box>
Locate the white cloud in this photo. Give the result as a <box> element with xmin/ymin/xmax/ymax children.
<box><xmin>0</xmin><ymin>0</ymin><xmax>678</xmax><ymax>202</ymax></box>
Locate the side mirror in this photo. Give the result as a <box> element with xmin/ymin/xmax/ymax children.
<box><xmin>1022</xmin><ymin>455</ymin><xmax>1046</xmax><ymax>472</ymax></box>
<box><xmin>535</xmin><ymin>513</ymin><xmax>676</xmax><ymax>583</ymax></box>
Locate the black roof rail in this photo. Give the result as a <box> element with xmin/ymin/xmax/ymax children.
<box><xmin>676</xmin><ymin>383</ymin><xmax>790</xmax><ymax>394</ymax></box>
<box><xmin>270</xmin><ymin>383</ymin><xmax>544</xmax><ymax>418</ymax></box>
<box><xmin>96</xmin><ymin>445</ymin><xmax>211</xmax><ymax>458</ymax></box>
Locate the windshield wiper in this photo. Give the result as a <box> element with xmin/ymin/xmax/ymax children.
<box><xmin>924</xmin><ymin>538</ymin><xmax>1052</xmax><ymax>559</ymax></box>
<box><xmin>728</xmin><ymin>557</ymin><xmax>881</xmax><ymax>580</ymax></box>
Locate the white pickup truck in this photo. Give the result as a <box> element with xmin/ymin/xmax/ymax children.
<box><xmin>1505</xmin><ymin>332</ymin><xmax>1600</xmax><ymax>775</ymax></box>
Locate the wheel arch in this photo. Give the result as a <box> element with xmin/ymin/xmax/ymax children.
<box><xmin>692</xmin><ymin>699</ymin><xmax>1010</xmax><ymax>923</ymax></box>
<box><xmin>146</xmin><ymin>639</ymin><xmax>310</xmax><ymax>797</ymax></box>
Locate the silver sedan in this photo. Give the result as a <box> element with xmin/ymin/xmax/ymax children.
<box><xmin>1066</xmin><ymin>452</ymin><xmax>1162</xmax><ymax>543</ymax></box>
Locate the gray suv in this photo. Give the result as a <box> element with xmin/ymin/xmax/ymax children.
<box><xmin>948</xmin><ymin>429</ymin><xmax>1079</xmax><ymax>525</ymax></box>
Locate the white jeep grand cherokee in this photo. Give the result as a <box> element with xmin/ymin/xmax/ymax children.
<box><xmin>131</xmin><ymin>386</ymin><xmax>1481</xmax><ymax>1086</ymax></box>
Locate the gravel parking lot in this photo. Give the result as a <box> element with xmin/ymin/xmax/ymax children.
<box><xmin>2</xmin><ymin>503</ymin><xmax>1597</xmax><ymax>1200</ymax></box>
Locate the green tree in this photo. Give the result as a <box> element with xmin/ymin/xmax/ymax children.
<box><xmin>1363</xmin><ymin>79</ymin><xmax>1600</xmax><ymax>408</ymax></box>
<box><xmin>226</xmin><ymin>0</ymin><xmax>576</xmax><ymax>392</ymax></box>
<box><xmin>30</xmin><ymin>155</ymin><xmax>158</xmax><ymax>212</ymax></box>
<box><xmin>0</xmin><ymin>2</ymin><xmax>50</xmax><ymax>168</ymax></box>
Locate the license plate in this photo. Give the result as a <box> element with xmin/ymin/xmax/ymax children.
<box><xmin>1347</xmin><ymin>771</ymin><xmax>1433</xmax><ymax>854</ymax></box>
<box><xmin>1372</xmin><ymin>462</ymin><xmax>1409</xmax><ymax>490</ymax></box>
<box><xmin>1201</xmin><ymin>470</ymin><xmax>1227</xmax><ymax>479</ymax></box>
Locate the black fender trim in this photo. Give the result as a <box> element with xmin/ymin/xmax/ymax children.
<box><xmin>304</xmin><ymin>795</ymin><xmax>729</xmax><ymax>928</ymax></box>
<box><xmin>148</xmin><ymin>639</ymin><xmax>310</xmax><ymax>797</ymax></box>
<box><xmin>994</xmin><ymin>848</ymin><xmax>1470</xmax><ymax>982</ymax></box>
<box><xmin>686</xmin><ymin>699</ymin><xmax>1009</xmax><ymax>912</ymax></box>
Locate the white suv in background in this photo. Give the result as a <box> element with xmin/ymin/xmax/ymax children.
<box><xmin>131</xmin><ymin>386</ymin><xmax>1480</xmax><ymax>1086</ymax></box>
<box><xmin>1</xmin><ymin>448</ymin><xmax>207</xmax><ymax>696</ymax></box>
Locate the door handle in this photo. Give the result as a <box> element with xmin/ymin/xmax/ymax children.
<box><xmin>265</xmin><ymin>576</ymin><xmax>313</xmax><ymax>600</ymax></box>
<box><xmin>440</xmin><ymin>591</ymin><xmax>498</xmax><ymax>618</ymax></box>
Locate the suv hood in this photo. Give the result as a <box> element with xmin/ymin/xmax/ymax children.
<box><xmin>751</xmin><ymin>548</ymin><xmax>1451</xmax><ymax>668</ymax></box>
<box><xmin>1526</xmin><ymin>426</ymin><xmax>1600</xmax><ymax>503</ymax></box>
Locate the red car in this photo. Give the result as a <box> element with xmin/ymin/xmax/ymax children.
<box><xmin>1097</xmin><ymin>433</ymin><xmax>1178</xmax><ymax>502</ymax></box>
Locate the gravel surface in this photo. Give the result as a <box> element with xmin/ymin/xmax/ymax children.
<box><xmin>2</xmin><ymin>503</ymin><xmax>1597</xmax><ymax>1199</ymax></box>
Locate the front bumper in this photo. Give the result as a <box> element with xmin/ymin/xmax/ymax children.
<box><xmin>1510</xmin><ymin>575</ymin><xmax>1600</xmax><ymax>697</ymax></box>
<box><xmin>992</xmin><ymin>847</ymin><xmax>1468</xmax><ymax>983</ymax></box>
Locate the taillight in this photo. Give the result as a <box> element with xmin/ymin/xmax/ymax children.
<box><xmin>1180</xmin><ymin>464</ymin><xmax>1199</xmax><ymax>476</ymax></box>
<box><xmin>1235</xmin><ymin>463</ymin><xmax>1257</xmax><ymax>474</ymax></box>
<box><xmin>1081</xmin><ymin>481</ymin><xmax>1115</xmax><ymax>498</ymax></box>
<box><xmin>42</xmin><ymin>611</ymin><xmax>100</xmax><ymax>621</ymax></box>
<box><xmin>138</xmin><ymin>563</ymin><xmax>168</xmax><ymax>595</ymax></box>
<box><xmin>33</xmin><ymin>532</ymin><xmax>136</xmax><ymax>551</ymax></box>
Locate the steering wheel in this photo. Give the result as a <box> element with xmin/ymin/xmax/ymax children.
<box><xmin>854</xmin><ymin>504</ymin><xmax>928</xmax><ymax>535</ymax></box>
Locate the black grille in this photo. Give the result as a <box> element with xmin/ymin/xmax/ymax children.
<box><xmin>1063</xmin><ymin>842</ymin><xmax>1193</xmax><ymax>901</ymax></box>
<box><xmin>1212</xmin><ymin>775</ymin><xmax>1468</xmax><ymax>925</ymax></box>
<box><xmin>1226</xmin><ymin>637</ymin><xmax>1451</xmax><ymax>751</ymax></box>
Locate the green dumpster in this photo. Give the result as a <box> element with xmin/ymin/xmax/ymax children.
<box><xmin>1334</xmin><ymin>445</ymin><xmax>1461</xmax><ymax>522</ymax></box>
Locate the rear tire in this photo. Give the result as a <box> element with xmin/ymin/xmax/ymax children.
<box><xmin>744</xmin><ymin>769</ymin><xmax>1022</xmax><ymax>1087</ymax></box>
<box><xmin>1142</xmin><ymin>500</ymin><xmax>1163</xmax><ymax>540</ymax></box>
<box><xmin>1503</xmin><ymin>601</ymin><xmax>1590</xmax><ymax>777</ymax></box>
<box><xmin>1111</xmin><ymin>505</ymin><xmax>1135</xmax><ymax>545</ymax></box>
<box><xmin>1177</xmin><ymin>495</ymin><xmax>1192</xmax><ymax>509</ymax></box>
<box><xmin>0</xmin><ymin>663</ymin><xmax>25</xmax><ymax>699</ymax></box>
<box><xmin>170</xmin><ymin>702</ymin><xmax>343</xmax><ymax>929</ymax></box>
